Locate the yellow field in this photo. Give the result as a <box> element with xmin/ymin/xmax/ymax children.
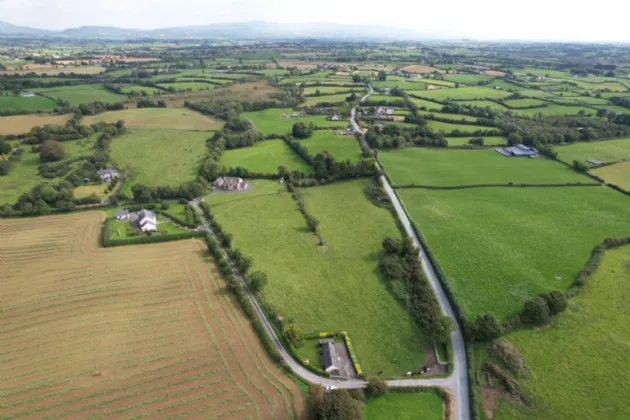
<box><xmin>0</xmin><ymin>66</ymin><xmax>104</xmax><ymax>76</ymax></box>
<box><xmin>1</xmin><ymin>212</ymin><xmax>304</xmax><ymax>419</ymax></box>
<box><xmin>83</xmin><ymin>108</ymin><xmax>224</xmax><ymax>131</ymax></box>
<box><xmin>0</xmin><ymin>114</ymin><xmax>72</xmax><ymax>135</ymax></box>
<box><xmin>592</xmin><ymin>161</ymin><xmax>630</xmax><ymax>190</ymax></box>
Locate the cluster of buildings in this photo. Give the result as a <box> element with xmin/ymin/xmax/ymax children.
<box><xmin>496</xmin><ymin>144</ymin><xmax>538</xmax><ymax>157</ymax></box>
<box><xmin>115</xmin><ymin>209</ymin><xmax>157</xmax><ymax>232</ymax></box>
<box><xmin>213</xmin><ymin>176</ymin><xmax>248</xmax><ymax>191</ymax></box>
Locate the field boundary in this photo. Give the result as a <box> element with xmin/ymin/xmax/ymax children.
<box><xmin>392</xmin><ymin>182</ymin><xmax>601</xmax><ymax>190</ymax></box>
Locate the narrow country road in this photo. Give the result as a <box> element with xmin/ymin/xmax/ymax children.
<box><xmin>351</xmin><ymin>85</ymin><xmax>470</xmax><ymax>420</ymax></box>
<box><xmin>188</xmin><ymin>83</ymin><xmax>470</xmax><ymax>420</ymax></box>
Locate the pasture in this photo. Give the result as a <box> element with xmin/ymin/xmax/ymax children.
<box><xmin>303</xmin><ymin>93</ymin><xmax>353</xmax><ymax>106</ymax></box>
<box><xmin>380</xmin><ymin>148</ymin><xmax>588</xmax><ymax>186</ymax></box>
<box><xmin>502</xmin><ymin>98</ymin><xmax>547</xmax><ymax>108</ymax></box>
<box><xmin>0</xmin><ymin>213</ymin><xmax>304</xmax><ymax>419</ymax></box>
<box><xmin>117</xmin><ymin>85</ymin><xmax>164</xmax><ymax>95</ymax></box>
<box><xmin>408</xmin><ymin>97</ymin><xmax>443</xmax><ymax>110</ymax></box>
<box><xmin>426</xmin><ymin>120</ymin><xmax>498</xmax><ymax>135</ymax></box>
<box><xmin>514</xmin><ymin>105</ymin><xmax>594</xmax><ymax>117</ymax></box>
<box><xmin>0</xmin><ymin>113</ymin><xmax>71</xmax><ymax>135</ymax></box>
<box><xmin>301</xmin><ymin>130</ymin><xmax>362</xmax><ymax>162</ymax></box>
<box><xmin>241</xmin><ymin>108</ymin><xmax>346</xmax><ymax>136</ymax></box>
<box><xmin>442</xmin><ymin>74</ymin><xmax>496</xmax><ymax>84</ymax></box>
<box><xmin>371</xmin><ymin>80</ymin><xmax>428</xmax><ymax>90</ymax></box>
<box><xmin>303</xmin><ymin>86</ymin><xmax>358</xmax><ymax>95</ymax></box>
<box><xmin>158</xmin><ymin>82</ymin><xmax>219</xmax><ymax>91</ymax></box>
<box><xmin>397</xmin><ymin>186</ymin><xmax>630</xmax><ymax>319</ymax></box>
<box><xmin>110</xmin><ymin>129</ymin><xmax>210</xmax><ymax>186</ymax></box>
<box><xmin>591</xmin><ymin>162</ymin><xmax>630</xmax><ymax>190</ymax></box>
<box><xmin>419</xmin><ymin>86</ymin><xmax>512</xmax><ymax>101</ymax></box>
<box><xmin>400</xmin><ymin>65</ymin><xmax>443</xmax><ymax>73</ymax></box>
<box><xmin>0</xmin><ymin>94</ymin><xmax>58</xmax><ymax>112</ymax></box>
<box><xmin>364</xmin><ymin>392</ymin><xmax>443</xmax><ymax>420</ymax></box>
<box><xmin>32</xmin><ymin>84</ymin><xmax>127</xmax><ymax>106</ymax></box>
<box><xmin>555</xmin><ymin>137</ymin><xmax>630</xmax><ymax>165</ymax></box>
<box><xmin>495</xmin><ymin>245</ymin><xmax>630</xmax><ymax>420</ymax></box>
<box><xmin>365</xmin><ymin>95</ymin><xmax>407</xmax><ymax>105</ymax></box>
<box><xmin>221</xmin><ymin>140</ymin><xmax>312</xmax><ymax>174</ymax></box>
<box><xmin>83</xmin><ymin>108</ymin><xmax>224</xmax><ymax>131</ymax></box>
<box><xmin>209</xmin><ymin>180</ymin><xmax>429</xmax><ymax>376</ymax></box>
<box><xmin>417</xmin><ymin>110</ymin><xmax>479</xmax><ymax>122</ymax></box>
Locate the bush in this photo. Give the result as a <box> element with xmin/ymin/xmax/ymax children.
<box><xmin>366</xmin><ymin>378</ymin><xmax>388</xmax><ymax>397</ymax></box>
<box><xmin>382</xmin><ymin>236</ymin><xmax>402</xmax><ymax>254</ymax></box>
<box><xmin>248</xmin><ymin>270</ymin><xmax>268</xmax><ymax>292</ymax></box>
<box><xmin>283</xmin><ymin>323</ymin><xmax>304</xmax><ymax>347</ymax></box>
<box><xmin>471</xmin><ymin>313</ymin><xmax>502</xmax><ymax>342</ymax></box>
<box><xmin>520</xmin><ymin>296</ymin><xmax>551</xmax><ymax>326</ymax></box>
<box><xmin>39</xmin><ymin>140</ymin><xmax>65</xmax><ymax>162</ymax></box>
<box><xmin>161</xmin><ymin>200</ymin><xmax>170</xmax><ymax>210</ymax></box>
<box><xmin>539</xmin><ymin>290</ymin><xmax>567</xmax><ymax>315</ymax></box>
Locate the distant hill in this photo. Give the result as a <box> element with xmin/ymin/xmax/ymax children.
<box><xmin>0</xmin><ymin>20</ymin><xmax>427</xmax><ymax>40</ymax></box>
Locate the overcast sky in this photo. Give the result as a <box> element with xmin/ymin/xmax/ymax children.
<box><xmin>1</xmin><ymin>0</ymin><xmax>629</xmax><ymax>42</ymax></box>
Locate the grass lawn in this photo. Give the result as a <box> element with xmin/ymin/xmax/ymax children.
<box><xmin>0</xmin><ymin>94</ymin><xmax>58</xmax><ymax>112</ymax></box>
<box><xmin>110</xmin><ymin>129</ymin><xmax>210</xmax><ymax>186</ymax></box>
<box><xmin>301</xmin><ymin>130</ymin><xmax>362</xmax><ymax>162</ymax></box>
<box><xmin>446</xmin><ymin>136</ymin><xmax>508</xmax><ymax>146</ymax></box>
<box><xmin>73</xmin><ymin>184</ymin><xmax>107</xmax><ymax>200</ymax></box>
<box><xmin>83</xmin><ymin>107</ymin><xmax>224</xmax><ymax>131</ymax></box>
<box><xmin>495</xmin><ymin>245</ymin><xmax>630</xmax><ymax>420</ymax></box>
<box><xmin>591</xmin><ymin>161</ymin><xmax>630</xmax><ymax>190</ymax></box>
<box><xmin>210</xmin><ymin>180</ymin><xmax>429</xmax><ymax>376</ymax></box>
<box><xmin>426</xmin><ymin>120</ymin><xmax>498</xmax><ymax>134</ymax></box>
<box><xmin>31</xmin><ymin>84</ymin><xmax>127</xmax><ymax>106</ymax></box>
<box><xmin>0</xmin><ymin>114</ymin><xmax>71</xmax><ymax>135</ymax></box>
<box><xmin>556</xmin><ymin>138</ymin><xmax>630</xmax><ymax>165</ymax></box>
<box><xmin>295</xmin><ymin>339</ymin><xmax>324</xmax><ymax>370</ymax></box>
<box><xmin>205</xmin><ymin>179</ymin><xmax>285</xmax><ymax>206</ymax></box>
<box><xmin>241</xmin><ymin>108</ymin><xmax>346</xmax><ymax>136</ymax></box>
<box><xmin>397</xmin><ymin>186</ymin><xmax>630</xmax><ymax>319</ymax></box>
<box><xmin>380</xmin><ymin>148</ymin><xmax>588</xmax><ymax>186</ymax></box>
<box><xmin>106</xmin><ymin>214</ymin><xmax>187</xmax><ymax>239</ymax></box>
<box><xmin>364</xmin><ymin>392</ymin><xmax>443</xmax><ymax>420</ymax></box>
<box><xmin>221</xmin><ymin>139</ymin><xmax>311</xmax><ymax>174</ymax></box>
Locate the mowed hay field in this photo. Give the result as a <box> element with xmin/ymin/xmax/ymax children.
<box><xmin>208</xmin><ymin>180</ymin><xmax>428</xmax><ymax>376</ymax></box>
<box><xmin>397</xmin><ymin>186</ymin><xmax>630</xmax><ymax>319</ymax></box>
<box><xmin>111</xmin><ymin>129</ymin><xmax>210</xmax><ymax>186</ymax></box>
<box><xmin>591</xmin><ymin>161</ymin><xmax>630</xmax><ymax>190</ymax></box>
<box><xmin>0</xmin><ymin>113</ymin><xmax>71</xmax><ymax>135</ymax></box>
<box><xmin>495</xmin><ymin>245</ymin><xmax>630</xmax><ymax>420</ymax></box>
<box><xmin>221</xmin><ymin>140</ymin><xmax>312</xmax><ymax>174</ymax></box>
<box><xmin>0</xmin><ymin>212</ymin><xmax>304</xmax><ymax>419</ymax></box>
<box><xmin>380</xmin><ymin>149</ymin><xmax>588</xmax><ymax>186</ymax></box>
<box><xmin>83</xmin><ymin>108</ymin><xmax>224</xmax><ymax>131</ymax></box>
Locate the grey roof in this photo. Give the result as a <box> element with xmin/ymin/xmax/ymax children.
<box><xmin>586</xmin><ymin>159</ymin><xmax>605</xmax><ymax>165</ymax></box>
<box><xmin>321</xmin><ymin>341</ymin><xmax>339</xmax><ymax>371</ymax></box>
<box><xmin>115</xmin><ymin>210</ymin><xmax>129</xmax><ymax>218</ymax></box>
<box><xmin>503</xmin><ymin>144</ymin><xmax>536</xmax><ymax>156</ymax></box>
<box><xmin>97</xmin><ymin>168</ymin><xmax>119</xmax><ymax>176</ymax></box>
<box><xmin>137</xmin><ymin>209</ymin><xmax>156</xmax><ymax>220</ymax></box>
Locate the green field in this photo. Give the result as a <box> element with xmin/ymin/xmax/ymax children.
<box><xmin>371</xmin><ymin>80</ymin><xmax>428</xmax><ymax>90</ymax></box>
<box><xmin>555</xmin><ymin>138</ymin><xmax>630</xmax><ymax>165</ymax></box>
<box><xmin>408</xmin><ymin>97</ymin><xmax>443</xmax><ymax>110</ymax></box>
<box><xmin>414</xmin><ymin>78</ymin><xmax>457</xmax><ymax>87</ymax></box>
<box><xmin>210</xmin><ymin>180</ymin><xmax>428</xmax><ymax>375</ymax></box>
<box><xmin>502</xmin><ymin>98</ymin><xmax>547</xmax><ymax>108</ymax></box>
<box><xmin>445</xmin><ymin>136</ymin><xmax>508</xmax><ymax>146</ymax></box>
<box><xmin>418</xmin><ymin>110</ymin><xmax>479</xmax><ymax>122</ymax></box>
<box><xmin>83</xmin><ymin>108</ymin><xmax>224</xmax><ymax>131</ymax></box>
<box><xmin>157</xmin><ymin>82</ymin><xmax>219</xmax><ymax>91</ymax></box>
<box><xmin>303</xmin><ymin>86</ymin><xmax>358</xmax><ymax>95</ymax></box>
<box><xmin>591</xmin><ymin>162</ymin><xmax>630</xmax><ymax>190</ymax></box>
<box><xmin>31</xmin><ymin>84</ymin><xmax>127</xmax><ymax>106</ymax></box>
<box><xmin>459</xmin><ymin>100</ymin><xmax>509</xmax><ymax>111</ymax></box>
<box><xmin>380</xmin><ymin>149</ymin><xmax>587</xmax><ymax>186</ymax></box>
<box><xmin>495</xmin><ymin>245</ymin><xmax>630</xmax><ymax>420</ymax></box>
<box><xmin>117</xmin><ymin>85</ymin><xmax>164</xmax><ymax>95</ymax></box>
<box><xmin>221</xmin><ymin>140</ymin><xmax>311</xmax><ymax>174</ymax></box>
<box><xmin>515</xmin><ymin>105</ymin><xmax>594</xmax><ymax>117</ymax></box>
<box><xmin>301</xmin><ymin>130</ymin><xmax>362</xmax><ymax>162</ymax></box>
<box><xmin>426</xmin><ymin>120</ymin><xmax>498</xmax><ymax>135</ymax></box>
<box><xmin>0</xmin><ymin>94</ymin><xmax>58</xmax><ymax>112</ymax></box>
<box><xmin>241</xmin><ymin>108</ymin><xmax>346</xmax><ymax>136</ymax></box>
<box><xmin>304</xmin><ymin>93</ymin><xmax>354</xmax><ymax>105</ymax></box>
<box><xmin>419</xmin><ymin>86</ymin><xmax>512</xmax><ymax>101</ymax></box>
<box><xmin>365</xmin><ymin>95</ymin><xmax>407</xmax><ymax>105</ymax></box>
<box><xmin>364</xmin><ymin>392</ymin><xmax>443</xmax><ymax>420</ymax></box>
<box><xmin>442</xmin><ymin>74</ymin><xmax>497</xmax><ymax>85</ymax></box>
<box><xmin>106</xmin><ymin>213</ymin><xmax>187</xmax><ymax>239</ymax></box>
<box><xmin>398</xmin><ymin>186</ymin><xmax>630</xmax><ymax>319</ymax></box>
<box><xmin>111</xmin><ymin>129</ymin><xmax>210</xmax><ymax>186</ymax></box>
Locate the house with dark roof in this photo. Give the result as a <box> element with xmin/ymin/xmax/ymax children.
<box><xmin>320</xmin><ymin>339</ymin><xmax>340</xmax><ymax>376</ymax></box>
<box><xmin>130</xmin><ymin>209</ymin><xmax>157</xmax><ymax>232</ymax></box>
<box><xmin>115</xmin><ymin>210</ymin><xmax>130</xmax><ymax>220</ymax></box>
<box><xmin>496</xmin><ymin>144</ymin><xmax>537</xmax><ymax>157</ymax></box>
<box><xmin>97</xmin><ymin>168</ymin><xmax>119</xmax><ymax>182</ymax></box>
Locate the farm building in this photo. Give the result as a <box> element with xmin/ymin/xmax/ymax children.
<box><xmin>19</xmin><ymin>92</ymin><xmax>36</xmax><ymax>97</ymax></box>
<box><xmin>375</xmin><ymin>107</ymin><xmax>395</xmax><ymax>117</ymax></box>
<box><xmin>320</xmin><ymin>339</ymin><xmax>341</xmax><ymax>376</ymax></box>
<box><xmin>587</xmin><ymin>159</ymin><xmax>606</xmax><ymax>166</ymax></box>
<box><xmin>213</xmin><ymin>176</ymin><xmax>247</xmax><ymax>191</ymax></box>
<box><xmin>496</xmin><ymin>144</ymin><xmax>538</xmax><ymax>157</ymax></box>
<box><xmin>131</xmin><ymin>209</ymin><xmax>157</xmax><ymax>232</ymax></box>
<box><xmin>97</xmin><ymin>168</ymin><xmax>120</xmax><ymax>182</ymax></box>
<box><xmin>115</xmin><ymin>210</ymin><xmax>130</xmax><ymax>220</ymax></box>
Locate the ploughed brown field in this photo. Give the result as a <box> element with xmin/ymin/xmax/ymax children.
<box><xmin>1</xmin><ymin>212</ymin><xmax>304</xmax><ymax>419</ymax></box>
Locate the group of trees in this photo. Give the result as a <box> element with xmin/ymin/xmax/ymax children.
<box><xmin>131</xmin><ymin>182</ymin><xmax>206</xmax><ymax>202</ymax></box>
<box><xmin>291</xmin><ymin>122</ymin><xmax>315</xmax><ymax>139</ymax></box>
<box><xmin>520</xmin><ymin>291</ymin><xmax>567</xmax><ymax>326</ymax></box>
<box><xmin>136</xmin><ymin>98</ymin><xmax>167</xmax><ymax>108</ymax></box>
<box><xmin>0</xmin><ymin>139</ymin><xmax>20</xmax><ymax>176</ymax></box>
<box><xmin>0</xmin><ymin>180</ymin><xmax>94</xmax><ymax>217</ymax></box>
<box><xmin>365</xmin><ymin>124</ymin><xmax>448</xmax><ymax>150</ymax></box>
<box><xmin>379</xmin><ymin>236</ymin><xmax>454</xmax><ymax>343</ymax></box>
<box><xmin>39</xmin><ymin>140</ymin><xmax>65</xmax><ymax>162</ymax></box>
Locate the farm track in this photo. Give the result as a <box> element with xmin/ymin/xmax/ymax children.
<box><xmin>1</xmin><ymin>213</ymin><xmax>304</xmax><ymax>419</ymax></box>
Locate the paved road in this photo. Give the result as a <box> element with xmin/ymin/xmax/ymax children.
<box><xmin>351</xmin><ymin>86</ymin><xmax>470</xmax><ymax>420</ymax></box>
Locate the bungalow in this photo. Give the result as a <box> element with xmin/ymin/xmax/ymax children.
<box><xmin>496</xmin><ymin>144</ymin><xmax>537</xmax><ymax>157</ymax></box>
<box><xmin>115</xmin><ymin>210</ymin><xmax>130</xmax><ymax>220</ymax></box>
<box><xmin>97</xmin><ymin>168</ymin><xmax>119</xmax><ymax>182</ymax></box>
<box><xmin>320</xmin><ymin>339</ymin><xmax>340</xmax><ymax>376</ymax></box>
<box><xmin>329</xmin><ymin>113</ymin><xmax>342</xmax><ymax>121</ymax></box>
<box><xmin>213</xmin><ymin>176</ymin><xmax>247</xmax><ymax>191</ymax></box>
<box><xmin>136</xmin><ymin>209</ymin><xmax>157</xmax><ymax>232</ymax></box>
